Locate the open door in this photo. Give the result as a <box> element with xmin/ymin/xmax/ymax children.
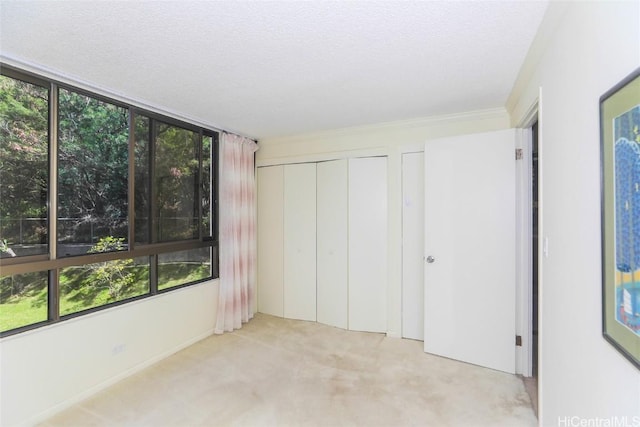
<box><xmin>424</xmin><ymin>129</ymin><xmax>516</xmax><ymax>374</ymax></box>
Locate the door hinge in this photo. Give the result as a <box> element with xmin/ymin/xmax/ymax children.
<box><xmin>515</xmin><ymin>335</ymin><xmax>522</xmax><ymax>346</ymax></box>
<box><xmin>515</xmin><ymin>149</ymin><xmax>523</xmax><ymax>160</ymax></box>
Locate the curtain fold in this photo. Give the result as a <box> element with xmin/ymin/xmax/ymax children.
<box><xmin>215</xmin><ymin>133</ymin><xmax>259</xmax><ymax>334</ymax></box>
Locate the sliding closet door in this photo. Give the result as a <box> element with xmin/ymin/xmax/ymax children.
<box><xmin>283</xmin><ymin>163</ymin><xmax>317</xmax><ymax>321</ymax></box>
<box><xmin>317</xmin><ymin>159</ymin><xmax>348</xmax><ymax>329</ymax></box>
<box><xmin>257</xmin><ymin>166</ymin><xmax>284</xmax><ymax>317</ymax></box>
<box><xmin>348</xmin><ymin>157</ymin><xmax>387</xmax><ymax>332</ymax></box>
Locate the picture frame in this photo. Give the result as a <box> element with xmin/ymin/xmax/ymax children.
<box><xmin>600</xmin><ymin>67</ymin><xmax>640</xmax><ymax>370</ymax></box>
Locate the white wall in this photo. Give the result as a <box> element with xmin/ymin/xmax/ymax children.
<box><xmin>509</xmin><ymin>1</ymin><xmax>640</xmax><ymax>424</ymax></box>
<box><xmin>0</xmin><ymin>280</ymin><xmax>218</xmax><ymax>427</ymax></box>
<box><xmin>258</xmin><ymin>109</ymin><xmax>510</xmax><ymax>337</ymax></box>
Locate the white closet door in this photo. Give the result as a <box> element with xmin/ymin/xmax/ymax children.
<box><xmin>283</xmin><ymin>163</ymin><xmax>317</xmax><ymax>321</ymax></box>
<box><xmin>402</xmin><ymin>152</ymin><xmax>425</xmax><ymax>340</ymax></box>
<box><xmin>317</xmin><ymin>159</ymin><xmax>348</xmax><ymax>329</ymax></box>
<box><xmin>257</xmin><ymin>166</ymin><xmax>284</xmax><ymax>317</ymax></box>
<box><xmin>348</xmin><ymin>157</ymin><xmax>387</xmax><ymax>333</ymax></box>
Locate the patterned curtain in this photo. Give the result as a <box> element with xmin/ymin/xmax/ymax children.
<box><xmin>215</xmin><ymin>133</ymin><xmax>259</xmax><ymax>333</ymax></box>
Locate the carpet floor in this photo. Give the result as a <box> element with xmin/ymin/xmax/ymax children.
<box><xmin>40</xmin><ymin>313</ymin><xmax>537</xmax><ymax>426</ymax></box>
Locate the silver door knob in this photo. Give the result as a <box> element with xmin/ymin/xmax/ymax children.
<box><xmin>425</xmin><ymin>255</ymin><xmax>435</xmax><ymax>264</ymax></box>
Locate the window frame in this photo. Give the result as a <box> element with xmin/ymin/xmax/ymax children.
<box><xmin>0</xmin><ymin>65</ymin><xmax>220</xmax><ymax>337</ymax></box>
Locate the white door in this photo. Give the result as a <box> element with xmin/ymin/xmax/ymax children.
<box><xmin>424</xmin><ymin>129</ymin><xmax>516</xmax><ymax>374</ymax></box>
<box><xmin>317</xmin><ymin>159</ymin><xmax>348</xmax><ymax>329</ymax></box>
<box><xmin>257</xmin><ymin>166</ymin><xmax>284</xmax><ymax>317</ymax></box>
<box><xmin>402</xmin><ymin>152</ymin><xmax>425</xmax><ymax>340</ymax></box>
<box><xmin>283</xmin><ymin>163</ymin><xmax>317</xmax><ymax>321</ymax></box>
<box><xmin>349</xmin><ymin>157</ymin><xmax>387</xmax><ymax>333</ymax></box>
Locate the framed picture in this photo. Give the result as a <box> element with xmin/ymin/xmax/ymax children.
<box><xmin>600</xmin><ymin>67</ymin><xmax>640</xmax><ymax>370</ymax></box>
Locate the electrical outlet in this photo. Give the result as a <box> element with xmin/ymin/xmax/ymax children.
<box><xmin>112</xmin><ymin>344</ymin><xmax>126</xmax><ymax>355</ymax></box>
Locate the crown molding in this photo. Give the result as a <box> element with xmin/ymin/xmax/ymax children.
<box><xmin>262</xmin><ymin>107</ymin><xmax>509</xmax><ymax>145</ymax></box>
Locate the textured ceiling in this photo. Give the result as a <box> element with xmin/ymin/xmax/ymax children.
<box><xmin>0</xmin><ymin>1</ymin><xmax>548</xmax><ymax>139</ymax></box>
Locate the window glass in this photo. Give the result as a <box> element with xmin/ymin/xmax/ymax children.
<box><xmin>202</xmin><ymin>135</ymin><xmax>213</xmax><ymax>238</ymax></box>
<box><xmin>0</xmin><ymin>270</ymin><xmax>48</xmax><ymax>332</ymax></box>
<box><xmin>134</xmin><ymin>115</ymin><xmax>150</xmax><ymax>244</ymax></box>
<box><xmin>0</xmin><ymin>75</ymin><xmax>49</xmax><ymax>258</ymax></box>
<box><xmin>0</xmin><ymin>68</ymin><xmax>219</xmax><ymax>337</ymax></box>
<box><xmin>158</xmin><ymin>247</ymin><xmax>211</xmax><ymax>290</ymax></box>
<box><xmin>154</xmin><ymin>123</ymin><xmax>198</xmax><ymax>241</ymax></box>
<box><xmin>59</xmin><ymin>245</ymin><xmax>149</xmax><ymax>316</ymax></box>
<box><xmin>57</xmin><ymin>88</ymin><xmax>129</xmax><ymax>256</ymax></box>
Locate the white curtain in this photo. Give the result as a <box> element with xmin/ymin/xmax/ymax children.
<box><xmin>215</xmin><ymin>132</ymin><xmax>259</xmax><ymax>334</ymax></box>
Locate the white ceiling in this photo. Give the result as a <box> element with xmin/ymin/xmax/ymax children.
<box><xmin>0</xmin><ymin>0</ymin><xmax>548</xmax><ymax>140</ymax></box>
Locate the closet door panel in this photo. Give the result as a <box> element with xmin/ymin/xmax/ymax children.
<box><xmin>402</xmin><ymin>152</ymin><xmax>425</xmax><ymax>340</ymax></box>
<box><xmin>317</xmin><ymin>159</ymin><xmax>348</xmax><ymax>329</ymax></box>
<box><xmin>348</xmin><ymin>157</ymin><xmax>388</xmax><ymax>332</ymax></box>
<box><xmin>257</xmin><ymin>166</ymin><xmax>284</xmax><ymax>317</ymax></box>
<box><xmin>283</xmin><ymin>163</ymin><xmax>317</xmax><ymax>321</ymax></box>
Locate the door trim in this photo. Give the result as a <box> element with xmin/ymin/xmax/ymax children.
<box><xmin>515</xmin><ymin>100</ymin><xmax>539</xmax><ymax>377</ymax></box>
<box><xmin>515</xmin><ymin>127</ymin><xmax>534</xmax><ymax>377</ymax></box>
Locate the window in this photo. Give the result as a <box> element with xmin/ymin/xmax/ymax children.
<box><xmin>57</xmin><ymin>88</ymin><xmax>129</xmax><ymax>256</ymax></box>
<box><xmin>0</xmin><ymin>271</ymin><xmax>48</xmax><ymax>332</ymax></box>
<box><xmin>59</xmin><ymin>254</ymin><xmax>150</xmax><ymax>316</ymax></box>
<box><xmin>0</xmin><ymin>74</ymin><xmax>49</xmax><ymax>259</ymax></box>
<box><xmin>158</xmin><ymin>248</ymin><xmax>211</xmax><ymax>291</ymax></box>
<box><xmin>202</xmin><ymin>134</ymin><xmax>214</xmax><ymax>238</ymax></box>
<box><xmin>154</xmin><ymin>122</ymin><xmax>199</xmax><ymax>242</ymax></box>
<box><xmin>0</xmin><ymin>67</ymin><xmax>219</xmax><ymax>336</ymax></box>
<box><xmin>134</xmin><ymin>115</ymin><xmax>151</xmax><ymax>245</ymax></box>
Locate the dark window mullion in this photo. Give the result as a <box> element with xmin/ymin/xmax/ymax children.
<box><xmin>149</xmin><ymin>254</ymin><xmax>158</xmax><ymax>295</ymax></box>
<box><xmin>49</xmin><ymin>83</ymin><xmax>60</xmax><ymax>322</ymax></box>
<box><xmin>213</xmin><ymin>132</ymin><xmax>219</xmax><ymax>243</ymax></box>
<box><xmin>48</xmin><ymin>269</ymin><xmax>59</xmax><ymax>322</ymax></box>
<box><xmin>50</xmin><ymin>84</ymin><xmax>58</xmax><ymax>261</ymax></box>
